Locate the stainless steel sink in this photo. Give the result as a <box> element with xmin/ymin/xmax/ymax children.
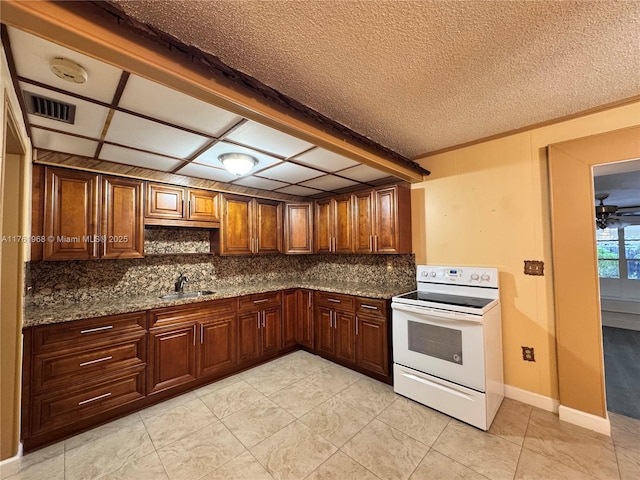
<box><xmin>159</xmin><ymin>290</ymin><xmax>215</xmax><ymax>300</ymax></box>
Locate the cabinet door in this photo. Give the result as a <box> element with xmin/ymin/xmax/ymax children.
<box><xmin>255</xmin><ymin>200</ymin><xmax>282</xmax><ymax>254</ymax></box>
<box><xmin>333</xmin><ymin>195</ymin><xmax>353</xmax><ymax>253</ymax></box>
<box><xmin>101</xmin><ymin>176</ymin><xmax>144</xmax><ymax>259</ymax></box>
<box><xmin>43</xmin><ymin>167</ymin><xmax>99</xmax><ymax>260</ymax></box>
<box><xmin>146</xmin><ymin>183</ymin><xmax>184</xmax><ymax>220</ymax></box>
<box><xmin>148</xmin><ymin>323</ymin><xmax>197</xmax><ymax>395</ymax></box>
<box><xmin>198</xmin><ymin>315</ymin><xmax>237</xmax><ymax>378</ymax></box>
<box><xmin>283</xmin><ymin>203</ymin><xmax>313</xmax><ymax>254</ymax></box>
<box><xmin>297</xmin><ymin>290</ymin><xmax>314</xmax><ymax>349</ymax></box>
<box><xmin>315</xmin><ymin>306</ymin><xmax>334</xmax><ymax>356</ymax></box>
<box><xmin>356</xmin><ymin>316</ymin><xmax>388</xmax><ymax>376</ymax></box>
<box><xmin>335</xmin><ymin>311</ymin><xmax>356</xmax><ymax>363</ymax></box>
<box><xmin>261</xmin><ymin>306</ymin><xmax>282</xmax><ymax>356</ymax></box>
<box><xmin>314</xmin><ymin>199</ymin><xmax>332</xmax><ymax>253</ymax></box>
<box><xmin>187</xmin><ymin>189</ymin><xmax>219</xmax><ymax>223</ymax></box>
<box><xmin>281</xmin><ymin>290</ymin><xmax>298</xmax><ymax>348</ymax></box>
<box><xmin>353</xmin><ymin>191</ymin><xmax>374</xmax><ymax>254</ymax></box>
<box><xmin>220</xmin><ymin>195</ymin><xmax>253</xmax><ymax>255</ymax></box>
<box><xmin>237</xmin><ymin>311</ymin><xmax>261</xmax><ymax>363</ymax></box>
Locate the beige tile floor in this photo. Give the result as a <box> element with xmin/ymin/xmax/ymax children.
<box><xmin>6</xmin><ymin>350</ymin><xmax>640</xmax><ymax>480</ymax></box>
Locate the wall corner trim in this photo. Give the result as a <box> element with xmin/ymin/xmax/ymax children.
<box><xmin>558</xmin><ymin>405</ymin><xmax>611</xmax><ymax>436</ymax></box>
<box><xmin>504</xmin><ymin>385</ymin><xmax>559</xmax><ymax>413</ymax></box>
<box><xmin>0</xmin><ymin>443</ymin><xmax>22</xmax><ymax>479</ymax></box>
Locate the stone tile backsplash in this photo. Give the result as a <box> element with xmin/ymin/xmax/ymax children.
<box><xmin>25</xmin><ymin>253</ymin><xmax>416</xmax><ymax>307</ymax></box>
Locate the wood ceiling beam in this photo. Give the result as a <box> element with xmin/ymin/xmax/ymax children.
<box><xmin>1</xmin><ymin>0</ymin><xmax>426</xmax><ymax>183</ymax></box>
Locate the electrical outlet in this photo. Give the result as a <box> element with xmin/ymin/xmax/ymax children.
<box><xmin>524</xmin><ymin>260</ymin><xmax>544</xmax><ymax>276</ymax></box>
<box><xmin>386</xmin><ymin>260</ymin><xmax>393</xmax><ymax>271</ymax></box>
<box><xmin>522</xmin><ymin>346</ymin><xmax>535</xmax><ymax>362</ymax></box>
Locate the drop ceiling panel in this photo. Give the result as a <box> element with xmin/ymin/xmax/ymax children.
<box><xmin>257</xmin><ymin>162</ymin><xmax>323</xmax><ymax>183</ymax></box>
<box><xmin>20</xmin><ymin>82</ymin><xmax>109</xmax><ymax>138</ymax></box>
<box><xmin>276</xmin><ymin>185</ymin><xmax>323</xmax><ymax>196</ymax></box>
<box><xmin>99</xmin><ymin>144</ymin><xmax>183</xmax><ymax>171</ymax></box>
<box><xmin>299</xmin><ymin>175</ymin><xmax>359</xmax><ymax>191</ymax></box>
<box><xmin>177</xmin><ymin>163</ymin><xmax>240</xmax><ymax>183</ymax></box>
<box><xmin>225</xmin><ymin>120</ymin><xmax>313</xmax><ymax>157</ymax></box>
<box><xmin>119</xmin><ymin>75</ymin><xmax>243</xmax><ymax>136</ymax></box>
<box><xmin>194</xmin><ymin>141</ymin><xmax>281</xmax><ymax>173</ymax></box>
<box><xmin>232</xmin><ymin>176</ymin><xmax>288</xmax><ymax>190</ymax></box>
<box><xmin>31</xmin><ymin>129</ymin><xmax>98</xmax><ymax>157</ymax></box>
<box><xmin>293</xmin><ymin>147</ymin><xmax>360</xmax><ymax>172</ymax></box>
<box><xmin>338</xmin><ymin>164</ymin><xmax>391</xmax><ymax>182</ymax></box>
<box><xmin>8</xmin><ymin>27</ymin><xmax>123</xmax><ymax>103</ymax></box>
<box><xmin>105</xmin><ymin>111</ymin><xmax>209</xmax><ymax>157</ymax></box>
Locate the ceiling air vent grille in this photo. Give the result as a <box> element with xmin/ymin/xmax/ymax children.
<box><xmin>24</xmin><ymin>91</ymin><xmax>76</xmax><ymax>124</ymax></box>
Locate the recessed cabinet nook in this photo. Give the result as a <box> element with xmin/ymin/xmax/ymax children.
<box><xmin>31</xmin><ymin>165</ymin><xmax>411</xmax><ymax>259</ymax></box>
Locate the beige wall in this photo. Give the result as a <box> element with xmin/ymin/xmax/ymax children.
<box><xmin>1</xmin><ymin>43</ymin><xmax>31</xmax><ymax>462</ymax></box>
<box><xmin>411</xmin><ymin>101</ymin><xmax>640</xmax><ymax>406</ymax></box>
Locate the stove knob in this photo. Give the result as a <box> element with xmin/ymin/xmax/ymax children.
<box><xmin>481</xmin><ymin>274</ymin><xmax>491</xmax><ymax>281</ymax></box>
<box><xmin>421</xmin><ymin>271</ymin><xmax>428</xmax><ymax>277</ymax></box>
<box><xmin>470</xmin><ymin>273</ymin><xmax>479</xmax><ymax>281</ymax></box>
<box><xmin>430</xmin><ymin>271</ymin><xmax>436</xmax><ymax>277</ymax></box>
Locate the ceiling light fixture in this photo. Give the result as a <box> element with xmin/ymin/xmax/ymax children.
<box><xmin>595</xmin><ymin>194</ymin><xmax>618</xmax><ymax>229</ymax></box>
<box><xmin>218</xmin><ymin>152</ymin><xmax>258</xmax><ymax>176</ymax></box>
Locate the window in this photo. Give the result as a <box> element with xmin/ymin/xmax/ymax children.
<box><xmin>597</xmin><ymin>225</ymin><xmax>640</xmax><ymax>279</ymax></box>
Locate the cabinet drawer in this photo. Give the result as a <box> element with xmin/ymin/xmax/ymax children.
<box><xmin>238</xmin><ymin>292</ymin><xmax>280</xmax><ymax>311</ymax></box>
<box><xmin>32</xmin><ymin>333</ymin><xmax>146</xmax><ymax>394</ymax></box>
<box><xmin>32</xmin><ymin>312</ymin><xmax>146</xmax><ymax>353</ymax></box>
<box><xmin>356</xmin><ymin>298</ymin><xmax>387</xmax><ymax>317</ymax></box>
<box><xmin>30</xmin><ymin>366</ymin><xmax>145</xmax><ymax>435</ymax></box>
<box><xmin>150</xmin><ymin>299</ymin><xmax>236</xmax><ymax>328</ymax></box>
<box><xmin>316</xmin><ymin>292</ymin><xmax>355</xmax><ymax>311</ymax></box>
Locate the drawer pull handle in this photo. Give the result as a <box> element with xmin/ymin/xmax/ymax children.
<box><xmin>80</xmin><ymin>325</ymin><xmax>113</xmax><ymax>334</ymax></box>
<box><xmin>361</xmin><ymin>305</ymin><xmax>378</xmax><ymax>310</ymax></box>
<box><xmin>78</xmin><ymin>392</ymin><xmax>111</xmax><ymax>406</ymax></box>
<box><xmin>328</xmin><ymin>298</ymin><xmax>340</xmax><ymax>303</ymax></box>
<box><xmin>79</xmin><ymin>356</ymin><xmax>113</xmax><ymax>367</ymax></box>
<box><xmin>253</xmin><ymin>299</ymin><xmax>268</xmax><ymax>304</ymax></box>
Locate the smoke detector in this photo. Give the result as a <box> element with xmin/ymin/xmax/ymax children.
<box><xmin>49</xmin><ymin>57</ymin><xmax>88</xmax><ymax>84</ymax></box>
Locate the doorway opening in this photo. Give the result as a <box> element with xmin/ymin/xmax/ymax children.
<box><xmin>593</xmin><ymin>159</ymin><xmax>640</xmax><ymax>420</ymax></box>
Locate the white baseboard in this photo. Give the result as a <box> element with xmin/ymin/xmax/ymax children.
<box><xmin>559</xmin><ymin>405</ymin><xmax>611</xmax><ymax>436</ymax></box>
<box><xmin>504</xmin><ymin>384</ymin><xmax>559</xmax><ymax>413</ymax></box>
<box><xmin>0</xmin><ymin>443</ymin><xmax>22</xmax><ymax>479</ymax></box>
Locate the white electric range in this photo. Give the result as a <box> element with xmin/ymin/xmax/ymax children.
<box><xmin>392</xmin><ymin>265</ymin><xmax>504</xmax><ymax>430</ymax></box>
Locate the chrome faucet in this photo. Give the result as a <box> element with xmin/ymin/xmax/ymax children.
<box><xmin>175</xmin><ymin>273</ymin><xmax>188</xmax><ymax>293</ymax></box>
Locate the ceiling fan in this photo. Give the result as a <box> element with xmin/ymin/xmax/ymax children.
<box><xmin>595</xmin><ymin>194</ymin><xmax>640</xmax><ymax>229</ymax></box>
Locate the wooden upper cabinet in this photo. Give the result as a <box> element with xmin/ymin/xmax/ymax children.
<box><xmin>314</xmin><ymin>196</ymin><xmax>352</xmax><ymax>253</ymax></box>
<box><xmin>255</xmin><ymin>199</ymin><xmax>282</xmax><ymax>254</ymax></box>
<box><xmin>145</xmin><ymin>183</ymin><xmax>219</xmax><ymax>227</ymax></box>
<box><xmin>145</xmin><ymin>184</ymin><xmax>184</xmax><ymax>220</ymax></box>
<box><xmin>215</xmin><ymin>194</ymin><xmax>281</xmax><ymax>256</ymax></box>
<box><xmin>43</xmin><ymin>167</ymin><xmax>99</xmax><ymax>261</ymax></box>
<box><xmin>353</xmin><ymin>185</ymin><xmax>412</xmax><ymax>254</ymax></box>
<box><xmin>314</xmin><ymin>199</ymin><xmax>332</xmax><ymax>254</ymax></box>
<box><xmin>187</xmin><ymin>189</ymin><xmax>219</xmax><ymax>223</ymax></box>
<box><xmin>283</xmin><ymin>203</ymin><xmax>313</xmax><ymax>254</ymax></box>
<box><xmin>101</xmin><ymin>176</ymin><xmax>144</xmax><ymax>259</ymax></box>
<box><xmin>353</xmin><ymin>191</ymin><xmax>375</xmax><ymax>254</ymax></box>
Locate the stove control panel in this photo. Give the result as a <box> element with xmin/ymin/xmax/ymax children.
<box><xmin>417</xmin><ymin>265</ymin><xmax>498</xmax><ymax>288</ymax></box>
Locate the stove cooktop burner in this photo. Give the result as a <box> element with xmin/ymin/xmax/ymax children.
<box><xmin>394</xmin><ymin>291</ymin><xmax>494</xmax><ymax>309</ymax></box>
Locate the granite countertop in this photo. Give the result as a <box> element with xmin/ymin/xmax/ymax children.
<box><xmin>23</xmin><ymin>280</ymin><xmax>414</xmax><ymax>327</ymax></box>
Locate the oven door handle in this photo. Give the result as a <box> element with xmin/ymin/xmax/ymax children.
<box><xmin>391</xmin><ymin>302</ymin><xmax>483</xmax><ymax>323</ymax></box>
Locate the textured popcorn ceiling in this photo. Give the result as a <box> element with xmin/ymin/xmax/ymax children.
<box><xmin>112</xmin><ymin>0</ymin><xmax>640</xmax><ymax>158</ymax></box>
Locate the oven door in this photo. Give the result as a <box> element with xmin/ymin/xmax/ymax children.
<box><xmin>392</xmin><ymin>302</ymin><xmax>486</xmax><ymax>392</ymax></box>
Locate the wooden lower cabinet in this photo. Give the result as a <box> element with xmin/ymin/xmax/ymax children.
<box><xmin>297</xmin><ymin>290</ymin><xmax>314</xmax><ymax>348</ymax></box>
<box><xmin>198</xmin><ymin>315</ymin><xmax>237</xmax><ymax>377</ymax></box>
<box><xmin>22</xmin><ymin>290</ymin><xmax>390</xmax><ymax>451</ymax></box>
<box><xmin>148</xmin><ymin>322</ymin><xmax>197</xmax><ymax>395</ymax></box>
<box><xmin>237</xmin><ymin>292</ymin><xmax>282</xmax><ymax>363</ymax></box>
<box><xmin>148</xmin><ymin>299</ymin><xmax>237</xmax><ymax>395</ymax></box>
